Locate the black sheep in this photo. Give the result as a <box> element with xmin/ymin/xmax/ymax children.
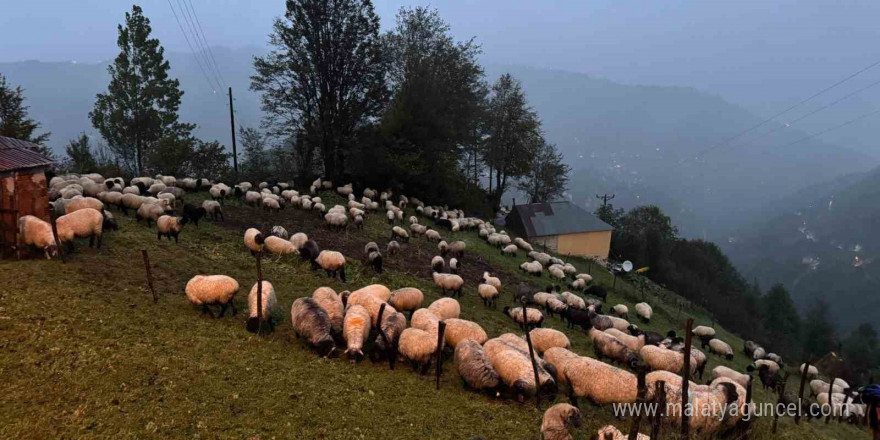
<box><xmin>434</xmin><ymin>218</ymin><xmax>453</xmax><ymax>230</ymax></box>
<box><xmin>514</xmin><ymin>283</ymin><xmax>534</xmax><ymax>304</ymax></box>
<box><xmin>367</xmin><ymin>250</ymin><xmax>383</xmax><ymax>274</ymax></box>
<box><xmin>585</xmin><ymin>285</ymin><xmax>608</xmax><ymax>302</ymax></box>
<box><xmin>562</xmin><ymin>307</ymin><xmax>593</xmax><ymax>331</ymax></box>
<box><xmin>628</xmin><ymin>326</ymin><xmax>673</xmax><ymax>346</ymax></box>
<box><xmin>300</xmin><ymin>240</ymin><xmax>321</xmax><ymax>262</ymax></box>
<box><xmin>182</xmin><ymin>203</ymin><xmax>207</xmax><ymax>226</ymax></box>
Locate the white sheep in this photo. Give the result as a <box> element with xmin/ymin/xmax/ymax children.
<box><xmin>247</xmin><ymin>281</ymin><xmax>277</xmax><ymax>332</ymax></box>
<box><xmin>55</xmin><ymin>208</ymin><xmax>104</xmax><ymax>250</ymax></box>
<box><xmin>432</xmin><ymin>272</ymin><xmax>464</xmax><ymax>297</ymax></box>
<box><xmin>185</xmin><ymin>275</ymin><xmax>239</xmax><ymax>318</ymax></box>
<box><xmin>343</xmin><ymin>304</ymin><xmax>371</xmax><ymax>363</ymax></box>
<box><xmin>634</xmin><ymin>302</ymin><xmax>652</xmax><ymax>323</ymax></box>
<box><xmin>156</xmin><ymin>215</ymin><xmax>187</xmax><ymax>242</ymax></box>
<box><xmin>313</xmin><ymin>250</ymin><xmax>346</xmax><ymax>282</ymax></box>
<box><xmin>244</xmin><ymin>228</ymin><xmax>265</xmax><ymax>255</ymax></box>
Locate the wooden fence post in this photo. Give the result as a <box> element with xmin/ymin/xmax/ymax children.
<box><xmin>826</xmin><ymin>376</ymin><xmax>838</xmax><ymax>425</ymax></box>
<box><xmin>681</xmin><ymin>318</ymin><xmax>694</xmax><ymax>440</ymax></box>
<box><xmin>795</xmin><ymin>359</ymin><xmax>810</xmax><ymax>425</ymax></box>
<box><xmin>524</xmin><ymin>324</ymin><xmax>541</xmax><ymax>409</ymax></box>
<box><xmin>141</xmin><ymin>250</ymin><xmax>157</xmax><ymax>303</ymax></box>
<box><xmin>50</xmin><ymin>212</ymin><xmax>65</xmax><ymax>264</ymax></box>
<box><xmin>650</xmin><ymin>380</ymin><xmax>665</xmax><ymax>439</ymax></box>
<box><xmin>737</xmin><ymin>375</ymin><xmax>753</xmax><ymax>440</ymax></box>
<box><xmin>772</xmin><ymin>373</ymin><xmax>788</xmax><ymax>433</ymax></box>
<box><xmin>376</xmin><ymin>303</ymin><xmax>394</xmax><ymax>370</ymax></box>
<box><xmin>628</xmin><ymin>369</ymin><xmax>647</xmax><ymax>439</ymax></box>
<box><xmin>435</xmin><ymin>321</ymin><xmax>446</xmax><ymax>390</ymax></box>
<box><xmin>255</xmin><ymin>252</ymin><xmax>264</xmax><ymax>335</ymax></box>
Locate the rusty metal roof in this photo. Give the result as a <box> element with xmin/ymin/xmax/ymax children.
<box><xmin>0</xmin><ymin>136</ymin><xmax>54</xmax><ymax>172</ymax></box>
<box><xmin>507</xmin><ymin>201</ymin><xmax>612</xmax><ymax>237</ymax></box>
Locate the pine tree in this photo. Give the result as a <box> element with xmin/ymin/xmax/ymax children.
<box><xmin>802</xmin><ymin>300</ymin><xmax>838</xmax><ymax>357</ymax></box>
<box><xmin>89</xmin><ymin>5</ymin><xmax>194</xmax><ymax>175</ymax></box>
<box><xmin>0</xmin><ymin>73</ymin><xmax>52</xmax><ymax>157</ymax></box>
<box><xmin>63</xmin><ymin>133</ymin><xmax>98</xmax><ymax>173</ymax></box>
<box><xmin>517</xmin><ymin>141</ymin><xmax>570</xmax><ymax>203</ymax></box>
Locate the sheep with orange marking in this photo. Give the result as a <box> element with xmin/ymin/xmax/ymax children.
<box><xmin>343</xmin><ymin>304</ymin><xmax>371</xmax><ymax>363</ymax></box>
<box><xmin>185</xmin><ymin>275</ymin><xmax>239</xmax><ymax>318</ymax></box>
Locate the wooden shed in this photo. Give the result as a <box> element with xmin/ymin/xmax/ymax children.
<box><xmin>0</xmin><ymin>136</ymin><xmax>54</xmax><ymax>256</ymax></box>
<box><xmin>505</xmin><ymin>201</ymin><xmax>613</xmax><ymax>259</ymax></box>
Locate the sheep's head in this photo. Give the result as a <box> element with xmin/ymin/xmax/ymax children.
<box><xmin>346</xmin><ymin>348</ymin><xmax>364</xmax><ymax>364</ymax></box>
<box><xmin>565</xmin><ymin>405</ymin><xmax>582</xmax><ymax>428</ymax></box>
<box><xmin>317</xmin><ymin>339</ymin><xmax>337</xmax><ymax>358</ymax></box>
<box><xmin>44</xmin><ymin>243</ymin><xmax>59</xmax><ymax>259</ymax></box>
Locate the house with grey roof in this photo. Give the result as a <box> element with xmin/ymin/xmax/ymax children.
<box><xmin>504</xmin><ymin>201</ymin><xmax>613</xmax><ymax>259</ymax></box>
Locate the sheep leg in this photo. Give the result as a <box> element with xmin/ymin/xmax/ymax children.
<box><xmin>96</xmin><ymin>234</ymin><xmax>102</xmax><ymax>249</ymax></box>
<box><xmin>218</xmin><ymin>303</ymin><xmax>229</xmax><ymax>318</ymax></box>
<box><xmin>89</xmin><ymin>235</ymin><xmax>95</xmax><ymax>247</ymax></box>
<box><xmin>339</xmin><ymin>267</ymin><xmax>346</xmax><ymax>282</ymax></box>
<box><xmin>157</xmin><ymin>231</ymin><xmax>163</xmax><ymax>241</ymax></box>
<box><xmin>420</xmin><ymin>359</ymin><xmax>432</xmax><ymax>375</ymax></box>
<box><xmin>173</xmin><ymin>233</ymin><xmax>179</xmax><ymax>243</ymax></box>
<box><xmin>202</xmin><ymin>304</ymin><xmax>216</xmax><ymax>318</ymax></box>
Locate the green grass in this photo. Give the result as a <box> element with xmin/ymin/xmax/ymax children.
<box><xmin>0</xmin><ymin>190</ymin><xmax>870</xmax><ymax>439</ymax></box>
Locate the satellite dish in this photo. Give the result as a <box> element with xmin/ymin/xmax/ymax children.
<box><xmin>622</xmin><ymin>260</ymin><xmax>634</xmax><ymax>273</ymax></box>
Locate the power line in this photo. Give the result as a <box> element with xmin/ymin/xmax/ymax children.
<box><xmin>184</xmin><ymin>0</ymin><xmax>226</xmax><ymax>87</ymax></box>
<box><xmin>681</xmin><ymin>55</ymin><xmax>880</xmax><ymax>164</ymax></box>
<box><xmin>167</xmin><ymin>0</ymin><xmax>217</xmax><ymax>92</ymax></box>
<box><xmin>776</xmin><ymin>107</ymin><xmax>880</xmax><ymax>149</ymax></box>
<box><xmin>175</xmin><ymin>0</ymin><xmax>222</xmax><ymax>90</ymax></box>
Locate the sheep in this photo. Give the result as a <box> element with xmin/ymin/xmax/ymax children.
<box><xmin>431</xmin><ymin>256</ymin><xmax>446</xmax><ymax>273</ymax></box>
<box><xmin>156</xmin><ymin>215</ymin><xmax>188</xmax><ymax>242</ymax></box>
<box><xmin>343</xmin><ymin>304</ymin><xmax>371</xmax><ymax>363</ymax></box>
<box><xmin>135</xmin><ymin>202</ymin><xmax>165</xmax><ymax>226</ymax></box>
<box><xmin>264</xmin><ymin>236</ymin><xmax>297</xmax><ymax>255</ymax></box>
<box><xmin>448</xmin><ymin>257</ymin><xmax>460</xmax><ymax>274</ymax></box>
<box><xmin>428</xmin><ymin>297</ymin><xmax>461</xmax><ymax>321</ymax></box>
<box><xmin>246</xmin><ymin>281</ymin><xmax>277</xmax><ymax>333</ymax></box>
<box><xmin>477</xmin><ymin>284</ymin><xmax>500</xmax><ymax>308</ymax></box>
<box><xmin>345</xmin><ymin>286</ymin><xmax>395</xmax><ymax>326</ymax></box>
<box><xmin>55</xmin><ymin>208</ymin><xmax>104</xmax><ymax>250</ymax></box>
<box><xmin>559</xmin><ymin>353</ymin><xmax>638</xmax><ymax>407</ymax></box>
<box><xmin>371</xmin><ymin>310</ymin><xmax>407</xmax><ymax>362</ymax></box>
<box><xmin>604</xmin><ymin>328</ymin><xmax>645</xmax><ymax>353</ymax></box>
<box><xmin>809</xmin><ymin>379</ymin><xmax>846</xmax><ymax>397</ymax></box>
<box><xmin>391</xmin><ymin>225</ymin><xmax>409</xmax><ymax>242</ymax></box>
<box><xmin>313</xmin><ymin>250</ymin><xmax>346</xmax><ymax>282</ymax></box>
<box><xmin>432</xmin><ymin>272</ymin><xmax>464</xmax><ymax>297</ymax></box>
<box><xmin>481</xmin><ymin>272</ymin><xmax>501</xmax><ymax>290</ymax></box>
<box><xmin>290</xmin><ymin>297</ymin><xmax>337</xmax><ymax>357</ymax></box>
<box><xmin>800</xmin><ymin>363</ymin><xmax>819</xmax><ymax>380</ymax></box>
<box><xmin>64</xmin><ymin>197</ymin><xmax>104</xmax><ymax>214</ymax></box>
<box><xmin>454</xmin><ymin>338</ymin><xmax>501</xmax><ymax>392</ymax></box>
<box><xmin>290</xmin><ymin>233</ymin><xmax>308</xmax><ymax>251</ymax></box>
<box><xmin>443</xmin><ymin>318</ymin><xmax>488</xmax><ymax>348</ymax></box>
<box><xmin>425</xmin><ymin>229</ymin><xmax>442</xmax><ymax>242</ymax></box>
<box><xmin>589</xmin><ymin>328</ymin><xmax>638</xmax><ymax>369</ymax></box>
<box><xmin>765</xmin><ymin>352</ymin><xmax>783</xmax><ymax>365</ymax></box>
<box><xmin>634</xmin><ymin>302</ymin><xmax>652</xmax><ymax>323</ymax></box>
<box><xmin>270</xmin><ymin>225</ymin><xmax>289</xmax><ymax>239</ymax></box>
<box><xmin>753</xmin><ymin>346</ymin><xmax>767</xmax><ymax>360</ymax></box>
<box><xmin>543</xmin><ymin>347</ymin><xmax>582</xmax><ymax>387</ymax></box>
<box><xmin>181</xmin><ymin>203</ymin><xmax>207</xmax><ymax>226</ymax></box>
<box><xmin>711</xmin><ymin>366</ymin><xmax>750</xmax><ymax>389</ymax></box>
<box><xmin>640</xmin><ymin>345</ymin><xmax>697</xmax><ymax>375</ymax></box>
<box><xmin>209</xmin><ymin>184</ymin><xmax>227</xmax><ymax>201</ymax></box>
<box><xmin>541</xmin><ymin>403</ymin><xmax>582</xmax><ymax>440</ymax></box>
<box><xmin>312</xmin><ymin>287</ymin><xmax>344</xmax><ymax>335</ymax></box>
<box><xmin>389</xmin><ymin>287</ymin><xmax>423</xmax><ymax>313</ymax></box>
<box><xmin>504</xmin><ymin>306</ymin><xmax>544</xmax><ymax>328</ymax></box>
<box><xmin>513</xmin><ymin>237</ymin><xmax>533</xmax><ymax>252</ymax></box>
<box><xmin>546</xmin><ymin>298</ymin><xmax>568</xmax><ymax>317</ymax></box>
<box><xmin>411</xmin><ymin>308</ymin><xmax>440</xmax><ymax>334</ymax></box>
<box><xmin>185</xmin><ymin>275</ymin><xmax>239</xmax><ymax>318</ymax></box>
<box><xmin>449</xmin><ymin>240</ymin><xmax>466</xmax><ymax>259</ymax></box>
<box><xmin>561</xmin><ymin>291</ymin><xmax>586</xmax><ymax>310</ymax></box>
<box><xmin>570</xmin><ymin>278</ymin><xmax>586</xmax><ymax>291</ymax></box>
<box><xmin>366</xmin><ymin>249</ymin><xmax>383</xmax><ymax>273</ymax></box>
<box><xmin>386</xmin><ymin>209</ymin><xmax>396</xmax><ymax>224</ymax></box>
<box><xmin>527</xmin><ymin>328</ymin><xmax>570</xmax><ymax>354</ymax></box>
<box><xmin>692</xmin><ymin>325</ymin><xmax>716</xmax><ymax>348</ymax></box>
<box><xmin>743</xmin><ymin>340</ymin><xmax>759</xmax><ymax>357</ymax></box>
<box><xmin>612</xmin><ymin>304</ymin><xmax>629</xmax><ymax>318</ymax></box>
<box><xmin>484</xmin><ymin>338</ymin><xmax>555</xmax><ymax>400</ymax></box>
<box><xmin>438</xmin><ymin>240</ymin><xmax>449</xmax><ymax>256</ymax></box>
<box><xmin>585</xmin><ymin>285</ymin><xmax>607</xmax><ymax>302</ymax></box>
<box><xmin>17</xmin><ymin>215</ymin><xmax>59</xmax><ymax>259</ymax></box>
<box><xmin>386</xmin><ymin>240</ymin><xmax>400</xmax><ymax>256</ymax></box>
<box><xmin>409</xmin><ymin>223</ymin><xmax>427</xmax><ymax>237</ymax></box>
<box><xmin>157</xmin><ymin>192</ymin><xmax>176</xmax><ymax>209</ymax></box>
<box><xmin>708</xmin><ymin>338</ymin><xmax>734</xmax><ymax>360</ymax></box>
<box><xmin>244</xmin><ymin>228</ymin><xmax>265</xmax><ymax>255</ymax></box>
<box><xmin>548</xmin><ymin>266</ymin><xmax>566</xmax><ymax>280</ymax></box>
<box><xmin>596</xmin><ymin>425</ymin><xmax>649</xmax><ymax>440</ymax></box>
<box><xmin>398</xmin><ymin>328</ymin><xmax>437</xmax><ymax>374</ymax></box>
<box><xmin>520</xmin><ymin>260</ymin><xmax>543</xmax><ymax>276</ymax></box>
<box><xmin>245</xmin><ymin>191</ymin><xmax>263</xmax><ymax>207</ymax></box>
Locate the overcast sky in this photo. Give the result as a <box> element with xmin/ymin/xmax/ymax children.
<box><xmin>4</xmin><ymin>0</ymin><xmax>880</xmax><ymax>110</ymax></box>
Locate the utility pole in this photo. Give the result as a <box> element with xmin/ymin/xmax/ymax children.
<box><xmin>596</xmin><ymin>193</ymin><xmax>615</xmax><ymax>208</ymax></box>
<box><xmin>228</xmin><ymin>87</ymin><xmax>238</xmax><ymax>175</ymax></box>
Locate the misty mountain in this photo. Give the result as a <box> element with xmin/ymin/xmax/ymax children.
<box><xmin>724</xmin><ymin>166</ymin><xmax>880</xmax><ymax>333</ymax></box>
<box><xmin>2</xmin><ymin>48</ymin><xmax>875</xmax><ymax>240</ymax></box>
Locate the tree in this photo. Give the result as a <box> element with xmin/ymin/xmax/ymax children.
<box><xmin>90</xmin><ymin>5</ymin><xmax>194</xmax><ymax>175</ymax></box>
<box><xmin>373</xmin><ymin>6</ymin><xmax>487</xmax><ymax>203</ymax></box>
<box><xmin>0</xmin><ymin>73</ymin><xmax>51</xmax><ymax>157</ymax></box>
<box><xmin>251</xmin><ymin>0</ymin><xmax>387</xmax><ymax>181</ymax></box>
<box><xmin>761</xmin><ymin>284</ymin><xmax>802</xmax><ymax>354</ymax></box>
<box><xmin>843</xmin><ymin>323</ymin><xmax>878</xmax><ymax>382</ymax></box>
<box><xmin>595</xmin><ymin>203</ymin><xmax>625</xmax><ymax>229</ymax></box>
<box><xmin>63</xmin><ymin>133</ymin><xmax>98</xmax><ymax>173</ymax></box>
<box><xmin>238</xmin><ymin>126</ymin><xmax>271</xmax><ymax>182</ymax></box>
<box><xmin>483</xmin><ymin>73</ymin><xmax>542</xmax><ymax>209</ymax></box>
<box><xmin>189</xmin><ymin>140</ymin><xmax>231</xmax><ymax>181</ymax></box>
<box><xmin>148</xmin><ymin>135</ymin><xmax>193</xmax><ymax>176</ymax></box>
<box><xmin>517</xmin><ymin>141</ymin><xmax>570</xmax><ymax>203</ymax></box>
<box><xmin>802</xmin><ymin>300</ymin><xmax>838</xmax><ymax>357</ymax></box>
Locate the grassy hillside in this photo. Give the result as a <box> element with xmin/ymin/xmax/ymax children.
<box><xmin>0</xmin><ymin>189</ymin><xmax>870</xmax><ymax>439</ymax></box>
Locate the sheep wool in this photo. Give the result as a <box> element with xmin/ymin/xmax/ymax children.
<box><xmin>346</xmin><ymin>289</ymin><xmax>397</xmax><ymax>327</ymax></box>
<box><xmin>349</xmin><ymin>284</ymin><xmax>392</xmax><ymax>302</ymax></box>
<box><xmin>541</xmin><ymin>404</ymin><xmax>582</xmax><ymax>440</ymax></box>
<box><xmin>311</xmin><ymin>287</ymin><xmax>345</xmax><ymax>334</ymax></box>
<box><xmin>562</xmin><ymin>354</ymin><xmax>638</xmax><ymax>406</ymax></box>
<box><xmin>156</xmin><ymin>215</ymin><xmax>186</xmax><ymax>242</ymax></box>
<box><xmin>527</xmin><ymin>328</ymin><xmax>570</xmax><ymax>354</ymax></box>
<box><xmin>481</xmin><ymin>272</ymin><xmax>502</xmax><ymax>290</ymax></box>
<box><xmin>454</xmin><ymin>338</ymin><xmax>500</xmax><ymax>391</ymax></box>
<box><xmin>373</xmin><ymin>311</ymin><xmax>407</xmax><ymax>357</ymax></box>
<box><xmin>246</xmin><ymin>281</ymin><xmax>278</xmax><ymax>332</ymax></box>
<box><xmin>477</xmin><ymin>283</ymin><xmax>499</xmax><ymax>307</ymax></box>
<box><xmin>290</xmin><ymin>232</ymin><xmax>308</xmax><ymax>251</ymax></box>
<box><xmin>432</xmin><ymin>272</ymin><xmax>464</xmax><ymax>297</ymax></box>
<box><xmin>398</xmin><ymin>328</ymin><xmax>437</xmax><ymax>367</ymax></box>
<box><xmin>589</xmin><ymin>328</ymin><xmax>638</xmax><ymax>368</ymax></box>
<box><xmin>389</xmin><ymin>287</ymin><xmax>424</xmax><ymax>312</ymax></box>
<box><xmin>603</xmin><ymin>328</ymin><xmax>645</xmax><ymax>353</ymax></box>
<box><xmin>411</xmin><ymin>308</ymin><xmax>440</xmax><ymax>334</ymax></box>
<box><xmin>640</xmin><ymin>345</ymin><xmax>697</xmax><ymax>375</ymax></box>
<box><xmin>185</xmin><ymin>275</ymin><xmax>239</xmax><ymax>317</ymax></box>
<box><xmin>543</xmin><ymin>347</ymin><xmax>582</xmax><ymax>386</ymax></box>
<box><xmin>314</xmin><ymin>250</ymin><xmax>346</xmax><ymax>281</ymax></box>
<box><xmin>65</xmin><ymin>197</ymin><xmax>104</xmax><ymax>214</ymax></box>
<box><xmin>800</xmin><ymin>363</ymin><xmax>819</xmax><ymax>380</ymax></box>
<box><xmin>711</xmin><ymin>366</ymin><xmax>750</xmax><ymax>389</ymax></box>
<box><xmin>343</xmin><ymin>304</ymin><xmax>371</xmax><ymax>362</ymax></box>
<box><xmin>635</xmin><ymin>302</ymin><xmax>652</xmax><ymax>322</ymax></box>
<box><xmin>391</xmin><ymin>225</ymin><xmax>409</xmax><ymax>242</ymax></box>
<box><xmin>504</xmin><ymin>306</ymin><xmax>543</xmax><ymax>327</ymax></box>
<box><xmin>264</xmin><ymin>235</ymin><xmax>296</xmax><ymax>255</ymax></box>
<box><xmin>17</xmin><ymin>215</ymin><xmax>58</xmax><ymax>258</ymax></box>
<box><xmin>596</xmin><ymin>425</ymin><xmax>649</xmax><ymax>440</ymax></box>
<box><xmin>443</xmin><ymin>318</ymin><xmax>488</xmax><ymax>348</ymax></box>
<box><xmin>428</xmin><ymin>297</ymin><xmax>461</xmax><ymax>321</ymax></box>
<box><xmin>483</xmin><ymin>339</ymin><xmax>543</xmax><ymax>398</ymax></box>
<box><xmin>136</xmin><ymin>202</ymin><xmax>165</xmax><ymax>225</ymax></box>
<box><xmin>56</xmin><ymin>208</ymin><xmax>104</xmax><ymax>248</ymax></box>
<box><xmin>708</xmin><ymin>338</ymin><xmax>734</xmax><ymax>359</ymax></box>
<box><xmin>244</xmin><ymin>228</ymin><xmax>265</xmax><ymax>254</ymax></box>
<box><xmin>291</xmin><ymin>297</ymin><xmax>336</xmax><ymax>357</ymax></box>
<box><xmin>753</xmin><ymin>359</ymin><xmax>780</xmax><ymax>374</ymax></box>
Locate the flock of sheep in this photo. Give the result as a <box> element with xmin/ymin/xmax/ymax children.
<box><xmin>19</xmin><ymin>173</ymin><xmax>869</xmax><ymax>439</ymax></box>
